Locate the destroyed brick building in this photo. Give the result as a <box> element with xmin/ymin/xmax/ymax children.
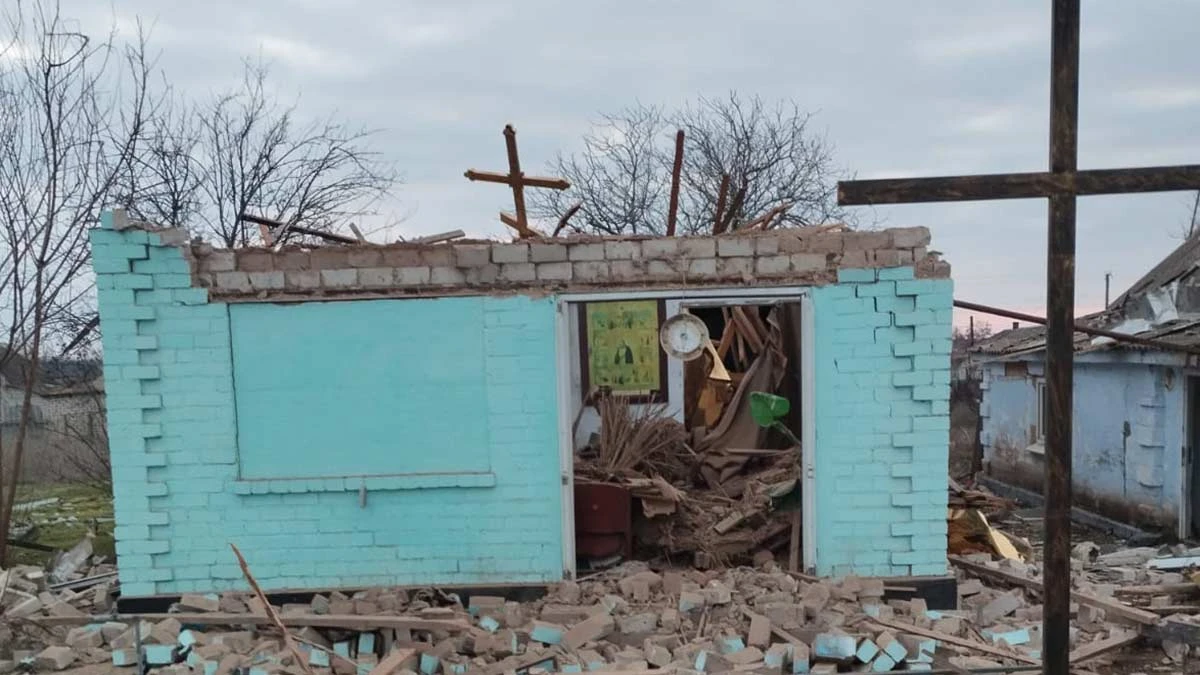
<box><xmin>90</xmin><ymin>210</ymin><xmax>953</xmax><ymax>598</ymax></box>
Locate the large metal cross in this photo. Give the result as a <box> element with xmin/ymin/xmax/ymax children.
<box><xmin>836</xmin><ymin>2</ymin><xmax>1200</xmax><ymax>673</ymax></box>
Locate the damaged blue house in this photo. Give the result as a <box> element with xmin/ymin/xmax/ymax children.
<box><xmin>977</xmin><ymin>236</ymin><xmax>1200</xmax><ymax>537</ymax></box>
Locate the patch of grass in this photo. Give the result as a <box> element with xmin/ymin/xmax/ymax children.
<box><xmin>9</xmin><ymin>482</ymin><xmax>114</xmax><ymax>567</ymax></box>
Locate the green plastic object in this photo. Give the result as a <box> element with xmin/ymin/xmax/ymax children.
<box><xmin>749</xmin><ymin>392</ymin><xmax>790</xmax><ymax>427</ymax></box>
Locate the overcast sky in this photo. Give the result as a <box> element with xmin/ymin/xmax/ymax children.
<box><xmin>65</xmin><ymin>0</ymin><xmax>1200</xmax><ymax>328</ymax></box>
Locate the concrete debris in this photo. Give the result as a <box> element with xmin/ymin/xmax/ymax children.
<box><xmin>11</xmin><ymin>536</ymin><xmax>1200</xmax><ymax>675</ymax></box>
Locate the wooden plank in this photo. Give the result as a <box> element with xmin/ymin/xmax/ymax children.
<box><xmin>553</xmin><ymin>202</ymin><xmax>583</xmax><ymax>237</ymax></box>
<box><xmin>369</xmin><ymin>648</ymin><xmax>418</xmax><ymax>675</ymax></box>
<box><xmin>1115</xmin><ymin>583</ymin><xmax>1199</xmax><ymax>596</ymax></box>
<box><xmin>231</xmin><ymin>544</ymin><xmax>315</xmax><ymax>675</ymax></box>
<box><xmin>666</xmin><ymin>130</ymin><xmax>685</xmax><ymax>236</ymax></box>
<box><xmin>788</xmin><ymin>509</ymin><xmax>801</xmax><ymax>573</ymax></box>
<box><xmin>464</xmin><ymin>169</ymin><xmax>570</xmax><ymax>190</ymax></box>
<box><xmin>411</xmin><ymin>230</ymin><xmax>465</xmax><ymax>245</ymax></box>
<box><xmin>838</xmin><ymin>165</ymin><xmax>1200</xmax><ymax>206</ymax></box>
<box><xmin>712</xmin><ymin>174</ymin><xmax>730</xmax><ymax>234</ymax></box>
<box><xmin>1068</xmin><ymin>630</ymin><xmax>1139</xmax><ymax>663</ymax></box>
<box><xmin>949</xmin><ymin>556</ymin><xmax>1160</xmax><ymax>625</ymax></box>
<box><xmin>499</xmin><ymin>212</ymin><xmax>536</xmax><ymax>239</ymax></box>
<box><xmin>867</xmin><ymin>618</ymin><xmax>1040</xmax><ymax>665</ymax></box>
<box><xmin>29</xmin><ymin>612</ymin><xmax>471</xmax><ymax>632</ymax></box>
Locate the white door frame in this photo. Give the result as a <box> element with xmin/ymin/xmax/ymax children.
<box><xmin>1181</xmin><ymin>375</ymin><xmax>1196</xmax><ymax>540</ymax></box>
<box><xmin>554</xmin><ymin>286</ymin><xmax>816</xmax><ymax>579</ymax></box>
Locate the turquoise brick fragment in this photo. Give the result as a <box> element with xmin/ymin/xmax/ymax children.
<box><xmin>144</xmin><ymin>644</ymin><xmax>176</xmax><ymax>665</ymax></box>
<box><xmin>419</xmin><ymin>653</ymin><xmax>440</xmax><ymax>675</ymax></box>
<box><xmin>813</xmin><ymin>633</ymin><xmax>855</xmax><ymax>661</ymax></box>
<box><xmin>357</xmin><ymin>632</ymin><xmax>376</xmax><ymax>655</ymax></box>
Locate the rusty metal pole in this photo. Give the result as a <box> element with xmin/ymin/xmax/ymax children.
<box><xmin>1044</xmin><ymin>1</ymin><xmax>1080</xmax><ymax>674</ymax></box>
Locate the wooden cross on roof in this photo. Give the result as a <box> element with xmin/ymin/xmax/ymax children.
<box><xmin>465</xmin><ymin>124</ymin><xmax>570</xmax><ymax>238</ymax></box>
<box><xmin>836</xmin><ymin>2</ymin><xmax>1200</xmax><ymax>673</ymax></box>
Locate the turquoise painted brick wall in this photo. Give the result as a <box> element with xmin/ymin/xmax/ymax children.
<box><xmin>92</xmin><ymin>220</ymin><xmax>563</xmax><ymax>595</ymax></box>
<box><xmin>94</xmin><ymin>215</ymin><xmax>952</xmax><ymax>591</ymax></box>
<box><xmin>811</xmin><ymin>267</ymin><xmax>953</xmax><ymax>577</ymax></box>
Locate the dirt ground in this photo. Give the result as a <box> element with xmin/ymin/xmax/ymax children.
<box><xmin>950</xmin><ymin>397</ymin><xmax>979</xmax><ymax>481</ymax></box>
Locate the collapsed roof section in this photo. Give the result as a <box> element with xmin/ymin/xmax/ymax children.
<box><xmin>173</xmin><ymin>226</ymin><xmax>948</xmax><ymax>302</ymax></box>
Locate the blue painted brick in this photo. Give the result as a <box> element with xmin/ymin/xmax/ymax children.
<box><xmin>877</xmin><ymin>266</ymin><xmax>915</xmax><ymax>281</ymax></box>
<box><xmin>894</xmin><ymin>340</ymin><xmax>933</xmax><ymax>356</ymax></box>
<box><xmin>856</xmin><ymin>281</ymin><xmax>895</xmax><ymax>297</ymax></box>
<box><xmin>838</xmin><ymin>268</ymin><xmax>877</xmax><ymax>283</ymax></box>
<box><xmin>876</xmin><ymin>295</ymin><xmax>917</xmax><ymax>313</ymax></box>
<box><xmin>893</xmin><ymin>310</ymin><xmax>935</xmax><ymax>326</ymax></box>
<box><xmin>114</xmin><ymin>274</ymin><xmax>155</xmax><ymax>289</ymax></box>
<box><xmin>894</xmin><ymin>371</ymin><xmax>932</xmax><ymax>387</ymax></box>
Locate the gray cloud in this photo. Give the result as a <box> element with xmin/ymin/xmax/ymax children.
<box><xmin>62</xmin><ymin>0</ymin><xmax>1200</xmax><ymax>325</ymax></box>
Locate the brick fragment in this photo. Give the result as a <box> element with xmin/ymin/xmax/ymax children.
<box><xmin>892</xmin><ymin>226</ymin><xmax>931</xmax><ymax>248</ymax></box>
<box><xmin>430</xmin><ymin>267</ymin><xmax>466</xmax><ymax>285</ymax></box>
<box><xmin>346</xmin><ymin>248</ymin><xmax>383</xmax><ymax>268</ymax></box>
<box><xmin>492</xmin><ymin>243</ymin><xmax>529</xmax><ymax>264</ymax></box>
<box><xmin>568</xmin><ymin>242</ymin><xmax>606</xmax><ymax>261</ymax></box>
<box><xmin>236</xmin><ymin>250</ymin><xmax>274</xmax><ymax>272</ymax></box>
<box><xmin>310</xmin><ymin>248</ymin><xmax>350</xmax><ymax>268</ymax></box>
<box><xmin>320</xmin><ymin>269</ymin><xmax>358</xmax><ymax>289</ymax></box>
<box><xmin>529</xmin><ymin>243</ymin><xmax>567</xmax><ymax>262</ymax></box>
<box><xmin>500</xmin><ymin>263</ymin><xmax>536</xmax><ymax>282</ymax></box>
<box><xmin>717</xmin><ymin>237</ymin><xmax>755</xmax><ymax>257</ymax></box>
<box><xmin>563</xmin><ymin>613</ymin><xmax>615</xmax><ymax>650</ymax></box>
<box><xmin>454</xmin><ymin>244</ymin><xmax>490</xmax><ymax>267</ymax></box>
<box><xmin>382</xmin><ymin>247</ymin><xmax>423</xmax><ymax>266</ymax></box>
<box><xmin>537</xmin><ymin>262</ymin><xmax>572</xmax><ymax>281</ymax></box>
<box><xmin>34</xmin><ymin>647</ymin><xmax>75</xmax><ymax>671</ymax></box>
<box><xmin>605</xmin><ymin>241</ymin><xmax>640</xmax><ymax>259</ymax></box>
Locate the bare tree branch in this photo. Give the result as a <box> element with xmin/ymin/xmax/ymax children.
<box><xmin>532</xmin><ymin>93</ymin><xmax>855</xmax><ymax>236</ymax></box>
<box><xmin>122</xmin><ymin>60</ymin><xmax>400</xmax><ymax>247</ymax></box>
<box><xmin>0</xmin><ymin>0</ymin><xmax>157</xmax><ymax>563</ymax></box>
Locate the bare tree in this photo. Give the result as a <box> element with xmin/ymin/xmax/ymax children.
<box><xmin>0</xmin><ymin>0</ymin><xmax>157</xmax><ymax>564</ymax></box>
<box><xmin>120</xmin><ymin>61</ymin><xmax>399</xmax><ymax>247</ymax></box>
<box><xmin>533</xmin><ymin>93</ymin><xmax>852</xmax><ymax>236</ymax></box>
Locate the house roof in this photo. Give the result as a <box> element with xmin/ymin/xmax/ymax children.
<box><xmin>974</xmin><ymin>235</ymin><xmax>1200</xmax><ymax>358</ymax></box>
<box><xmin>0</xmin><ymin>346</ymin><xmax>103</xmax><ymax>396</ymax></box>
<box><xmin>1110</xmin><ymin>235</ymin><xmax>1200</xmax><ymax>311</ymax></box>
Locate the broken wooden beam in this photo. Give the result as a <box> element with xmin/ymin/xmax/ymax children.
<box><xmin>1068</xmin><ymin>630</ymin><xmax>1140</xmax><ymax>664</ymax></box>
<box><xmin>411</xmin><ymin>229</ymin><xmax>465</xmax><ymax>245</ymax></box>
<box><xmin>666</xmin><ymin>130</ymin><xmax>684</xmax><ymax>236</ymax></box>
<box><xmin>27</xmin><ymin>612</ymin><xmax>472</xmax><ymax>632</ymax></box>
<box><xmin>239</xmin><ymin>213</ymin><xmax>359</xmax><ymax>245</ymax></box>
<box><xmin>464</xmin><ymin>169</ymin><xmax>570</xmax><ymax>190</ymax></box>
<box><xmin>868</xmin><ymin>617</ymin><xmax>1040</xmax><ymax>665</ymax></box>
<box><xmin>553</xmin><ymin>202</ymin><xmax>583</xmax><ymax>237</ymax></box>
<box><xmin>949</xmin><ymin>556</ymin><xmax>1160</xmax><ymax>625</ymax></box>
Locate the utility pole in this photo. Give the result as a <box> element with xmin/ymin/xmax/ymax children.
<box><xmin>1104</xmin><ymin>272</ymin><xmax>1112</xmax><ymax>308</ymax></box>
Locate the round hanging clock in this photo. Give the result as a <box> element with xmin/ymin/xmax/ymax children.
<box><xmin>660</xmin><ymin>312</ymin><xmax>710</xmax><ymax>361</ymax></box>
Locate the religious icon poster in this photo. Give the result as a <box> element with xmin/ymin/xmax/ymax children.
<box><xmin>579</xmin><ymin>299</ymin><xmax>668</xmax><ymax>402</ymax></box>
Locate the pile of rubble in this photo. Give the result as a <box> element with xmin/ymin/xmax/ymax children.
<box><xmin>575</xmin><ymin>305</ymin><xmax>802</xmax><ymax>568</ymax></box>
<box><xmin>10</xmin><ymin>553</ymin><xmax>1200</xmax><ymax>675</ymax></box>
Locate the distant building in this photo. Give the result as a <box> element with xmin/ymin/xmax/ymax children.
<box><xmin>975</xmin><ymin>236</ymin><xmax>1200</xmax><ymax>537</ymax></box>
<box><xmin>1</xmin><ymin>347</ymin><xmax>105</xmax><ymax>480</ymax></box>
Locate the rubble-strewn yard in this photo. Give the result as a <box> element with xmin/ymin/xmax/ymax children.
<box><xmin>9</xmin><ymin>484</ymin><xmax>114</xmax><ymax>566</ymax></box>
<box><xmin>6</xmin><ymin>533</ymin><xmax>1200</xmax><ymax>675</ymax></box>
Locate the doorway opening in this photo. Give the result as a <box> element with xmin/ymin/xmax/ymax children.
<box><xmin>566</xmin><ymin>295</ymin><xmax>807</xmax><ymax>575</ymax></box>
<box><xmin>1187</xmin><ymin>377</ymin><xmax>1200</xmax><ymax>539</ymax></box>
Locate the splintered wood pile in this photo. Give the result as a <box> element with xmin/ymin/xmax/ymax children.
<box><xmin>576</xmin><ymin>305</ymin><xmax>801</xmax><ymax>568</ymax></box>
